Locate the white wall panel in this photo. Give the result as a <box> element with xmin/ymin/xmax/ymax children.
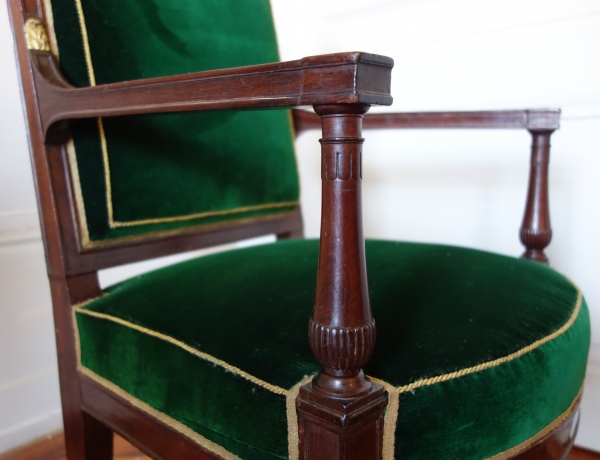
<box><xmin>0</xmin><ymin>241</ymin><xmax>60</xmax><ymax>452</ymax></box>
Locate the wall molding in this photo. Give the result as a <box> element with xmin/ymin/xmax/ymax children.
<box><xmin>0</xmin><ymin>209</ymin><xmax>41</xmax><ymax>248</ymax></box>
<box><xmin>0</xmin><ymin>409</ymin><xmax>62</xmax><ymax>453</ymax></box>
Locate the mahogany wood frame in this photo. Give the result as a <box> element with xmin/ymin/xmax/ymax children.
<box><xmin>8</xmin><ymin>0</ymin><xmax>571</xmax><ymax>459</ymax></box>
<box><xmin>294</xmin><ymin>108</ymin><xmax>559</xmax><ymax>265</ymax></box>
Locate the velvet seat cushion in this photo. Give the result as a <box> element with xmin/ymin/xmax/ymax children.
<box><xmin>75</xmin><ymin>239</ymin><xmax>590</xmax><ymax>460</ymax></box>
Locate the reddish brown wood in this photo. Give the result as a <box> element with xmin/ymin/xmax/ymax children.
<box><xmin>296</xmin><ymin>104</ymin><xmax>387</xmax><ymax>460</ymax></box>
<box><xmin>294</xmin><ymin>107</ymin><xmax>559</xmax><ymax>265</ymax></box>
<box><xmin>520</xmin><ymin>130</ymin><xmax>554</xmax><ymax>264</ymax></box>
<box><xmin>0</xmin><ymin>432</ymin><xmax>66</xmax><ymax>460</ymax></box>
<box><xmin>310</xmin><ymin>103</ymin><xmax>375</xmax><ymax>397</ymax></box>
<box><xmin>296</xmin><ymin>384</ymin><xmax>386</xmax><ymax>460</ymax></box>
<box><xmin>80</xmin><ymin>376</ymin><xmax>222</xmax><ymax>460</ymax></box>
<box><xmin>4</xmin><ymin>411</ymin><xmax>591</xmax><ymax>460</ymax></box>
<box><xmin>293</xmin><ymin>108</ymin><xmax>560</xmax><ymax>134</ymax></box>
<box><xmin>0</xmin><ymin>431</ymin><xmax>151</xmax><ymax>460</ymax></box>
<box><xmin>30</xmin><ymin>51</ymin><xmax>393</xmax><ymax>141</ymax></box>
<box><xmin>46</xmin><ymin>273</ymin><xmax>112</xmax><ymax>460</ymax></box>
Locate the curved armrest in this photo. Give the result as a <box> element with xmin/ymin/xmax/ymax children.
<box><xmin>292</xmin><ymin>108</ymin><xmax>560</xmax><ymax>135</ymax></box>
<box><xmin>30</xmin><ymin>51</ymin><xmax>393</xmax><ymax>141</ymax></box>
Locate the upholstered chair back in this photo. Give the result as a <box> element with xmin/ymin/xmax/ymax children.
<box><xmin>46</xmin><ymin>0</ymin><xmax>299</xmax><ymax>245</ymax></box>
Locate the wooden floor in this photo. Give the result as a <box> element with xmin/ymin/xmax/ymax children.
<box><xmin>0</xmin><ymin>432</ymin><xmax>150</xmax><ymax>460</ymax></box>
<box><xmin>1</xmin><ymin>431</ymin><xmax>599</xmax><ymax>460</ymax></box>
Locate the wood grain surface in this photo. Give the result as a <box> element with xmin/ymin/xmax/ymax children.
<box><xmin>1</xmin><ymin>431</ymin><xmax>598</xmax><ymax>460</ymax></box>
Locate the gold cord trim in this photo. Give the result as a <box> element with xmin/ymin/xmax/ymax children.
<box><xmin>24</xmin><ymin>19</ymin><xmax>51</xmax><ymax>51</ymax></box>
<box><xmin>74</xmin><ymin>307</ymin><xmax>288</xmax><ymax>395</ymax></box>
<box><xmin>287</xmin><ymin>375</ymin><xmax>314</xmax><ymax>460</ymax></box>
<box><xmin>73</xmin><ymin>0</ymin><xmax>95</xmax><ymax>86</ymax></box>
<box><xmin>398</xmin><ymin>287</ymin><xmax>583</xmax><ymax>393</ymax></box>
<box><xmin>97</xmin><ymin>118</ymin><xmax>114</xmax><ymax>224</ymax></box>
<box><xmin>78</xmin><ymin>210</ymin><xmax>295</xmax><ymax>249</ymax></box>
<box><xmin>66</xmin><ymin>140</ymin><xmax>91</xmax><ymax>246</ymax></box>
<box><xmin>111</xmin><ymin>201</ymin><xmax>300</xmax><ymax>228</ymax></box>
<box><xmin>487</xmin><ymin>388</ymin><xmax>582</xmax><ymax>459</ymax></box>
<box><xmin>370</xmin><ymin>377</ymin><xmax>400</xmax><ymax>460</ymax></box>
<box><xmin>80</xmin><ymin>367</ymin><xmax>241</xmax><ymax>460</ymax></box>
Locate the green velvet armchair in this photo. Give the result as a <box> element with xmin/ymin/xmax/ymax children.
<box><xmin>9</xmin><ymin>0</ymin><xmax>590</xmax><ymax>459</ymax></box>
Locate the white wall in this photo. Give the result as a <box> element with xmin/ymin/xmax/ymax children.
<box><xmin>0</xmin><ymin>0</ymin><xmax>598</xmax><ymax>453</ymax></box>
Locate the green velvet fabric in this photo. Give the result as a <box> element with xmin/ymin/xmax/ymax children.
<box><xmin>76</xmin><ymin>239</ymin><xmax>590</xmax><ymax>459</ymax></box>
<box><xmin>49</xmin><ymin>0</ymin><xmax>299</xmax><ymax>242</ymax></box>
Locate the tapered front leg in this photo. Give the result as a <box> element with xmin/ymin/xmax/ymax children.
<box><xmin>296</xmin><ymin>104</ymin><xmax>386</xmax><ymax>460</ymax></box>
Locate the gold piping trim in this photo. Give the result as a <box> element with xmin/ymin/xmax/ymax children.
<box><xmin>66</xmin><ymin>139</ymin><xmax>91</xmax><ymax>246</ymax></box>
<box><xmin>78</xmin><ymin>209</ymin><xmax>296</xmax><ymax>249</ymax></box>
<box><xmin>81</xmin><ymin>367</ymin><xmax>241</xmax><ymax>460</ymax></box>
<box><xmin>73</xmin><ymin>0</ymin><xmax>95</xmax><ymax>86</ymax></box>
<box><xmin>74</xmin><ymin>307</ymin><xmax>288</xmax><ymax>395</ymax></box>
<box><xmin>287</xmin><ymin>375</ymin><xmax>315</xmax><ymax>460</ymax></box>
<box><xmin>73</xmin><ymin>296</ymin><xmax>105</xmax><ymax>365</ymax></box>
<box><xmin>111</xmin><ymin>201</ymin><xmax>300</xmax><ymax>228</ymax></box>
<box><xmin>370</xmin><ymin>377</ymin><xmax>400</xmax><ymax>460</ymax></box>
<box><xmin>487</xmin><ymin>388</ymin><xmax>582</xmax><ymax>459</ymax></box>
<box><xmin>398</xmin><ymin>287</ymin><xmax>583</xmax><ymax>393</ymax></box>
<box><xmin>97</xmin><ymin>118</ymin><xmax>114</xmax><ymax>224</ymax></box>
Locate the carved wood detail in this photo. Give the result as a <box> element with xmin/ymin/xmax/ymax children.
<box><xmin>297</xmin><ymin>103</ymin><xmax>387</xmax><ymax>460</ymax></box>
<box><xmin>520</xmin><ymin>130</ymin><xmax>554</xmax><ymax>264</ymax></box>
<box><xmin>309</xmin><ymin>103</ymin><xmax>375</xmax><ymax>397</ymax></box>
<box><xmin>308</xmin><ymin>319</ymin><xmax>375</xmax><ymax>372</ymax></box>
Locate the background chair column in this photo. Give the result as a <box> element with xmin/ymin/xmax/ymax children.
<box><xmin>520</xmin><ymin>129</ymin><xmax>555</xmax><ymax>264</ymax></box>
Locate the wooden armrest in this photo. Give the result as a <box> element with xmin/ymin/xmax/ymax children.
<box><xmin>30</xmin><ymin>51</ymin><xmax>393</xmax><ymax>141</ymax></box>
<box><xmin>292</xmin><ymin>108</ymin><xmax>560</xmax><ymax>135</ymax></box>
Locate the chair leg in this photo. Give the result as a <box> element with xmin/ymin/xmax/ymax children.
<box><xmin>62</xmin><ymin>409</ymin><xmax>113</xmax><ymax>460</ymax></box>
<box><xmin>296</xmin><ymin>104</ymin><xmax>387</xmax><ymax>460</ymax></box>
<box><xmin>50</xmin><ymin>274</ymin><xmax>113</xmax><ymax>459</ymax></box>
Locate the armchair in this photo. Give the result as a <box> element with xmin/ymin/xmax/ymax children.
<box><xmin>8</xmin><ymin>0</ymin><xmax>590</xmax><ymax>459</ymax></box>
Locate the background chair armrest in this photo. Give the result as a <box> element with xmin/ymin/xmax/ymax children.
<box><xmin>292</xmin><ymin>107</ymin><xmax>559</xmax><ymax>265</ymax></box>
<box><xmin>30</xmin><ymin>50</ymin><xmax>393</xmax><ymax>142</ymax></box>
<box><xmin>292</xmin><ymin>108</ymin><xmax>560</xmax><ymax>135</ymax></box>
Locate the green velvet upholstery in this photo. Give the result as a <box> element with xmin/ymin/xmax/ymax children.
<box><xmin>49</xmin><ymin>0</ymin><xmax>299</xmax><ymax>243</ymax></box>
<box><xmin>75</xmin><ymin>239</ymin><xmax>590</xmax><ymax>459</ymax></box>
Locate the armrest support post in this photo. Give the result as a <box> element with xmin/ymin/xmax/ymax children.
<box><xmin>520</xmin><ymin>130</ymin><xmax>554</xmax><ymax>264</ymax></box>
<box><xmin>296</xmin><ymin>104</ymin><xmax>386</xmax><ymax>460</ymax></box>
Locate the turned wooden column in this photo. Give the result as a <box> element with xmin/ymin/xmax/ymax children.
<box><xmin>296</xmin><ymin>104</ymin><xmax>386</xmax><ymax>460</ymax></box>
<box><xmin>520</xmin><ymin>130</ymin><xmax>554</xmax><ymax>264</ymax></box>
